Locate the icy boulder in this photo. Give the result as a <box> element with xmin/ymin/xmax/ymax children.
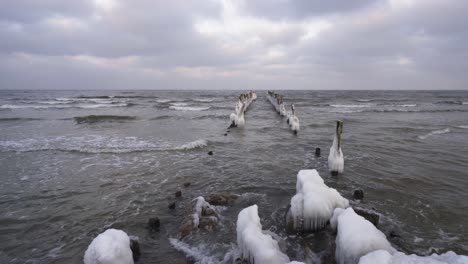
<box><xmin>236</xmin><ymin>205</ymin><xmax>290</xmax><ymax>264</ymax></box>
<box><xmin>333</xmin><ymin>208</ymin><xmax>396</xmax><ymax>264</ymax></box>
<box><xmin>179</xmin><ymin>196</ymin><xmax>219</xmax><ymax>238</ymax></box>
<box><xmin>84</xmin><ymin>229</ymin><xmax>134</xmax><ymax>264</ymax></box>
<box><xmin>287</xmin><ymin>169</ymin><xmax>349</xmax><ymax>231</ymax></box>
<box><xmin>359</xmin><ymin>249</ymin><xmax>468</xmax><ymax>264</ymax></box>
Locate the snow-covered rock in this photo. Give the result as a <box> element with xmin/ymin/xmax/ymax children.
<box><xmin>287</xmin><ymin>169</ymin><xmax>349</xmax><ymax>231</ymax></box>
<box><xmin>236</xmin><ymin>205</ymin><xmax>291</xmax><ymax>264</ymax></box>
<box><xmin>84</xmin><ymin>229</ymin><xmax>134</xmax><ymax>264</ymax></box>
<box><xmin>332</xmin><ymin>208</ymin><xmax>396</xmax><ymax>264</ymax></box>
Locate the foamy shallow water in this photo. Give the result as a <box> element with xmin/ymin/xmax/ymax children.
<box><xmin>0</xmin><ymin>90</ymin><xmax>468</xmax><ymax>263</ymax></box>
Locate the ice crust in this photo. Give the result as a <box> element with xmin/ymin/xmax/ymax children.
<box><xmin>289</xmin><ymin>169</ymin><xmax>349</xmax><ymax>231</ymax></box>
<box><xmin>84</xmin><ymin>228</ymin><xmax>134</xmax><ymax>264</ymax></box>
<box><xmin>333</xmin><ymin>208</ymin><xmax>396</xmax><ymax>264</ymax></box>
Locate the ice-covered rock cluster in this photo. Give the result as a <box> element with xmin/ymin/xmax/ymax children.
<box><xmin>236</xmin><ymin>205</ymin><xmax>305</xmax><ymax>264</ymax></box>
<box><xmin>229</xmin><ymin>91</ymin><xmax>257</xmax><ymax>128</ymax></box>
<box><xmin>267</xmin><ymin>91</ymin><xmax>300</xmax><ymax>134</ymax></box>
<box><xmin>287</xmin><ymin>169</ymin><xmax>349</xmax><ymax>232</ymax></box>
<box><xmin>179</xmin><ymin>196</ymin><xmax>219</xmax><ymax>238</ymax></box>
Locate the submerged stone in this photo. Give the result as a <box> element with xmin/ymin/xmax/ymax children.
<box><xmin>147</xmin><ymin>217</ymin><xmax>160</xmax><ymax>231</ymax></box>
<box><xmin>206</xmin><ymin>193</ymin><xmax>238</xmax><ymax>205</ymax></box>
<box><xmin>175</xmin><ymin>190</ymin><xmax>182</xmax><ymax>198</ymax></box>
<box><xmin>168</xmin><ymin>202</ymin><xmax>176</xmax><ymax>210</ymax></box>
<box><xmin>353</xmin><ymin>189</ymin><xmax>364</xmax><ymax>200</ymax></box>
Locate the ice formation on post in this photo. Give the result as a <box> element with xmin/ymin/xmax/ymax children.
<box><xmin>332</xmin><ymin>208</ymin><xmax>396</xmax><ymax>264</ymax></box>
<box><xmin>236</xmin><ymin>205</ymin><xmax>291</xmax><ymax>264</ymax></box>
<box><xmin>359</xmin><ymin>249</ymin><xmax>468</xmax><ymax>264</ymax></box>
<box><xmin>84</xmin><ymin>228</ymin><xmax>134</xmax><ymax>264</ymax></box>
<box><xmin>229</xmin><ymin>91</ymin><xmax>256</xmax><ymax>128</ymax></box>
<box><xmin>287</xmin><ymin>169</ymin><xmax>349</xmax><ymax>232</ymax></box>
<box><xmin>328</xmin><ymin>120</ymin><xmax>344</xmax><ymax>175</ymax></box>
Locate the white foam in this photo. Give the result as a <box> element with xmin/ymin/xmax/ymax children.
<box><xmin>156</xmin><ymin>99</ymin><xmax>171</xmax><ymax>103</ymax></box>
<box><xmin>237</xmin><ymin>205</ymin><xmax>290</xmax><ymax>264</ymax></box>
<box><xmin>288</xmin><ymin>170</ymin><xmax>349</xmax><ymax>231</ymax></box>
<box><xmin>169</xmin><ymin>238</ymin><xmax>218</xmax><ymax>264</ymax></box>
<box><xmin>176</xmin><ymin>139</ymin><xmax>208</xmax><ymax>150</ymax></box>
<box><xmin>169</xmin><ymin>106</ymin><xmax>210</xmax><ymax>111</ymax></box>
<box><xmin>456</xmin><ymin>125</ymin><xmax>468</xmax><ymax>129</ymax></box>
<box><xmin>84</xmin><ymin>229</ymin><xmax>134</xmax><ymax>264</ymax></box>
<box><xmin>170</xmin><ymin>102</ymin><xmax>188</xmax><ymax>106</ymax></box>
<box><xmin>359</xmin><ymin>250</ymin><xmax>468</xmax><ymax>264</ymax></box>
<box><xmin>194</xmin><ymin>98</ymin><xmax>214</xmax><ymax>102</ymax></box>
<box><xmin>333</xmin><ymin>208</ymin><xmax>396</xmax><ymax>264</ymax></box>
<box><xmin>418</xmin><ymin>128</ymin><xmax>451</xmax><ymax>140</ymax></box>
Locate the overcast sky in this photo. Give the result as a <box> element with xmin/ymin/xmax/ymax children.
<box><xmin>1</xmin><ymin>0</ymin><xmax>467</xmax><ymax>90</ymax></box>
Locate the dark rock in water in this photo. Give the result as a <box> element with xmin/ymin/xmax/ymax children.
<box><xmin>129</xmin><ymin>238</ymin><xmax>141</xmax><ymax>262</ymax></box>
<box><xmin>331</xmin><ymin>171</ymin><xmax>339</xmax><ymax>176</ymax></box>
<box><xmin>206</xmin><ymin>193</ymin><xmax>238</xmax><ymax>205</ymax></box>
<box><xmin>315</xmin><ymin>148</ymin><xmax>321</xmax><ymax>156</ymax></box>
<box><xmin>389</xmin><ymin>230</ymin><xmax>401</xmax><ymax>238</ymax></box>
<box><xmin>147</xmin><ymin>217</ymin><xmax>160</xmax><ymax>231</ymax></box>
<box><xmin>354</xmin><ymin>207</ymin><xmax>379</xmax><ymax>226</ymax></box>
<box><xmin>294</xmin><ymin>130</ymin><xmax>298</xmax><ymax>135</ymax></box>
<box><xmin>353</xmin><ymin>189</ymin><xmax>364</xmax><ymax>200</ymax></box>
<box><xmin>168</xmin><ymin>202</ymin><xmax>176</xmax><ymax>209</ymax></box>
<box><xmin>208</xmin><ymin>151</ymin><xmax>213</xmax><ymax>156</ymax></box>
<box><xmin>175</xmin><ymin>190</ymin><xmax>182</xmax><ymax>198</ymax></box>
<box><xmin>224</xmin><ymin>133</ymin><xmax>227</xmax><ymax>136</ymax></box>
<box><xmin>183</xmin><ymin>182</ymin><xmax>191</xmax><ymax>187</ymax></box>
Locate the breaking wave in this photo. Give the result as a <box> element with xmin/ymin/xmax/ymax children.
<box><xmin>0</xmin><ymin>136</ymin><xmax>208</xmax><ymax>154</ymax></box>
<box><xmin>0</xmin><ymin>103</ymin><xmax>128</xmax><ymax>109</ymax></box>
<box><xmin>330</xmin><ymin>104</ymin><xmax>372</xmax><ymax>108</ymax></box>
<box><xmin>73</xmin><ymin>115</ymin><xmax>137</xmax><ymax>124</ymax></box>
<box><xmin>418</xmin><ymin>128</ymin><xmax>451</xmax><ymax>140</ymax></box>
<box><xmin>175</xmin><ymin>139</ymin><xmax>208</xmax><ymax>150</ymax></box>
<box><xmin>169</xmin><ymin>106</ymin><xmax>210</xmax><ymax>111</ymax></box>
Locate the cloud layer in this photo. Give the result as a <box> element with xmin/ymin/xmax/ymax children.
<box><xmin>1</xmin><ymin>0</ymin><xmax>467</xmax><ymax>90</ymax></box>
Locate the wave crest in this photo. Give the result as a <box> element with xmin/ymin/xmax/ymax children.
<box><xmin>74</xmin><ymin>115</ymin><xmax>137</xmax><ymax>124</ymax></box>
<box><xmin>418</xmin><ymin>128</ymin><xmax>451</xmax><ymax>140</ymax></box>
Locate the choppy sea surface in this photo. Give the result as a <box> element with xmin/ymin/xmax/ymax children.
<box><xmin>0</xmin><ymin>90</ymin><xmax>467</xmax><ymax>263</ymax></box>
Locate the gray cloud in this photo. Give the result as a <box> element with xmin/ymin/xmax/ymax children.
<box><xmin>0</xmin><ymin>0</ymin><xmax>467</xmax><ymax>90</ymax></box>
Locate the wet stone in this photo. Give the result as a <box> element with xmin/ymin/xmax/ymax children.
<box><xmin>168</xmin><ymin>202</ymin><xmax>176</xmax><ymax>210</ymax></box>
<box><xmin>206</xmin><ymin>193</ymin><xmax>238</xmax><ymax>206</ymax></box>
<box><xmin>315</xmin><ymin>147</ymin><xmax>321</xmax><ymax>156</ymax></box>
<box><xmin>130</xmin><ymin>238</ymin><xmax>141</xmax><ymax>262</ymax></box>
<box><xmin>147</xmin><ymin>217</ymin><xmax>160</xmax><ymax>231</ymax></box>
<box><xmin>183</xmin><ymin>182</ymin><xmax>191</xmax><ymax>187</ymax></box>
<box><xmin>208</xmin><ymin>151</ymin><xmax>214</xmax><ymax>155</ymax></box>
<box><xmin>175</xmin><ymin>190</ymin><xmax>182</xmax><ymax>198</ymax></box>
<box><xmin>353</xmin><ymin>189</ymin><xmax>364</xmax><ymax>200</ymax></box>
